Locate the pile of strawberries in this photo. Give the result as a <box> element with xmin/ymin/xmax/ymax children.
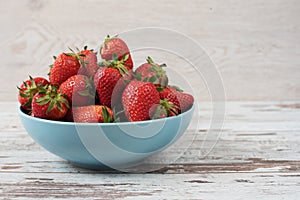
<box><xmin>18</xmin><ymin>35</ymin><xmax>194</xmax><ymax>123</ymax></box>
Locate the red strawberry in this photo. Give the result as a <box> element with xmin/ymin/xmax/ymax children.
<box><xmin>159</xmin><ymin>86</ymin><xmax>194</xmax><ymax>113</ymax></box>
<box><xmin>31</xmin><ymin>86</ymin><xmax>69</xmax><ymax>120</ymax></box>
<box><xmin>149</xmin><ymin>104</ymin><xmax>168</xmax><ymax>119</ymax></box>
<box><xmin>122</xmin><ymin>80</ymin><xmax>160</xmax><ymax>122</ymax></box>
<box><xmin>18</xmin><ymin>76</ymin><xmax>49</xmax><ymax>111</ymax></box>
<box><xmin>112</xmin><ymin>107</ymin><xmax>128</xmax><ymax>122</ymax></box>
<box><xmin>64</xmin><ymin>109</ymin><xmax>74</xmax><ymax>122</ymax></box>
<box><xmin>94</xmin><ymin>58</ymin><xmax>132</xmax><ymax>108</ymax></box>
<box><xmin>150</xmin><ymin>99</ymin><xmax>180</xmax><ymax>119</ymax></box>
<box><xmin>163</xmin><ymin>100</ymin><xmax>180</xmax><ymax>117</ymax></box>
<box><xmin>77</xmin><ymin>46</ymin><xmax>98</xmax><ymax>77</ymax></box>
<box><xmin>59</xmin><ymin>75</ymin><xmax>94</xmax><ymax>106</ymax></box>
<box><xmin>71</xmin><ymin>105</ymin><xmax>114</xmax><ymax>123</ymax></box>
<box><xmin>135</xmin><ymin>57</ymin><xmax>168</xmax><ymax>88</ymax></box>
<box><xmin>100</xmin><ymin>35</ymin><xmax>133</xmax><ymax>69</ymax></box>
<box><xmin>49</xmin><ymin>52</ymin><xmax>81</xmax><ymax>86</ymax></box>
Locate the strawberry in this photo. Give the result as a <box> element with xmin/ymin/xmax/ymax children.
<box><xmin>77</xmin><ymin>46</ymin><xmax>99</xmax><ymax>78</ymax></box>
<box><xmin>94</xmin><ymin>56</ymin><xmax>132</xmax><ymax>108</ymax></box>
<box><xmin>162</xmin><ymin>100</ymin><xmax>180</xmax><ymax>117</ymax></box>
<box><xmin>32</xmin><ymin>86</ymin><xmax>69</xmax><ymax>120</ymax></box>
<box><xmin>18</xmin><ymin>76</ymin><xmax>49</xmax><ymax>111</ymax></box>
<box><xmin>149</xmin><ymin>104</ymin><xmax>168</xmax><ymax>119</ymax></box>
<box><xmin>112</xmin><ymin>108</ymin><xmax>127</xmax><ymax>122</ymax></box>
<box><xmin>59</xmin><ymin>75</ymin><xmax>94</xmax><ymax>106</ymax></box>
<box><xmin>159</xmin><ymin>86</ymin><xmax>194</xmax><ymax>113</ymax></box>
<box><xmin>150</xmin><ymin>99</ymin><xmax>179</xmax><ymax>119</ymax></box>
<box><xmin>135</xmin><ymin>57</ymin><xmax>168</xmax><ymax>88</ymax></box>
<box><xmin>49</xmin><ymin>52</ymin><xmax>81</xmax><ymax>86</ymax></box>
<box><xmin>64</xmin><ymin>109</ymin><xmax>74</xmax><ymax>122</ymax></box>
<box><xmin>71</xmin><ymin>105</ymin><xmax>114</xmax><ymax>123</ymax></box>
<box><xmin>100</xmin><ymin>35</ymin><xmax>133</xmax><ymax>69</ymax></box>
<box><xmin>122</xmin><ymin>80</ymin><xmax>160</xmax><ymax>122</ymax></box>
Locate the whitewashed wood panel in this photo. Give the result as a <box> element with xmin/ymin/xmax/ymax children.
<box><xmin>1</xmin><ymin>173</ymin><xmax>299</xmax><ymax>199</ymax></box>
<box><xmin>0</xmin><ymin>0</ymin><xmax>299</xmax><ymax>101</ymax></box>
<box><xmin>0</xmin><ymin>101</ymin><xmax>299</xmax><ymax>199</ymax></box>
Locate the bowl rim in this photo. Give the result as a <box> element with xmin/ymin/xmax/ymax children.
<box><xmin>18</xmin><ymin>105</ymin><xmax>194</xmax><ymax>126</ymax></box>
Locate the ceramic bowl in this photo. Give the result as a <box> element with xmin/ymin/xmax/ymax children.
<box><xmin>19</xmin><ymin>106</ymin><xmax>194</xmax><ymax>170</ymax></box>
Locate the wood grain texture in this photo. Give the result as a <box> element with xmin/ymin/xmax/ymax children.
<box><xmin>0</xmin><ymin>101</ymin><xmax>299</xmax><ymax>199</ymax></box>
<box><xmin>0</xmin><ymin>0</ymin><xmax>299</xmax><ymax>101</ymax></box>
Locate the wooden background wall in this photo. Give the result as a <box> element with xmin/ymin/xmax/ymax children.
<box><xmin>1</xmin><ymin>0</ymin><xmax>299</xmax><ymax>101</ymax></box>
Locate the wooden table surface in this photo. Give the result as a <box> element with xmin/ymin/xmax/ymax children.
<box><xmin>1</xmin><ymin>101</ymin><xmax>299</xmax><ymax>199</ymax></box>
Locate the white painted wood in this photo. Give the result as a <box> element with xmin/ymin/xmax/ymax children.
<box><xmin>0</xmin><ymin>101</ymin><xmax>299</xmax><ymax>199</ymax></box>
<box><xmin>0</xmin><ymin>0</ymin><xmax>299</xmax><ymax>101</ymax></box>
<box><xmin>1</xmin><ymin>173</ymin><xmax>299</xmax><ymax>199</ymax></box>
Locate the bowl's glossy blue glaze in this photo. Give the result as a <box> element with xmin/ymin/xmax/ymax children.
<box><xmin>19</xmin><ymin>106</ymin><xmax>194</xmax><ymax>170</ymax></box>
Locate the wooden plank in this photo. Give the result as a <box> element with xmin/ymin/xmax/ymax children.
<box><xmin>0</xmin><ymin>101</ymin><xmax>299</xmax><ymax>172</ymax></box>
<box><xmin>0</xmin><ymin>0</ymin><xmax>299</xmax><ymax>101</ymax></box>
<box><xmin>1</xmin><ymin>172</ymin><xmax>299</xmax><ymax>199</ymax></box>
<box><xmin>0</xmin><ymin>101</ymin><xmax>299</xmax><ymax>198</ymax></box>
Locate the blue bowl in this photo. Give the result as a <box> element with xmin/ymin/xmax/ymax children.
<box><xmin>18</xmin><ymin>106</ymin><xmax>194</xmax><ymax>171</ymax></box>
